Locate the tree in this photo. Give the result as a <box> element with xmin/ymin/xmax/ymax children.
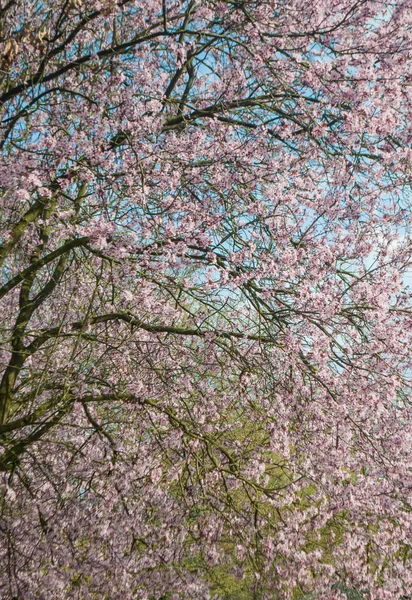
<box><xmin>1</xmin><ymin>0</ymin><xmax>412</xmax><ymax>597</ymax></box>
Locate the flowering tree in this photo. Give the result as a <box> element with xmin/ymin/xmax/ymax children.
<box><xmin>1</xmin><ymin>0</ymin><xmax>412</xmax><ymax>598</ymax></box>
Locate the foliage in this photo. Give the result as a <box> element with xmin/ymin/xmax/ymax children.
<box><xmin>1</xmin><ymin>0</ymin><xmax>412</xmax><ymax>598</ymax></box>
